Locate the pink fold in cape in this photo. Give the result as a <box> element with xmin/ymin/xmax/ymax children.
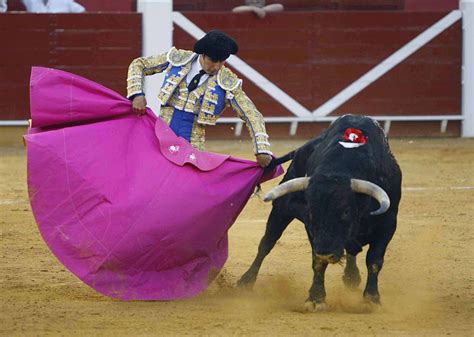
<box><xmin>25</xmin><ymin>67</ymin><xmax>283</xmax><ymax>300</ymax></box>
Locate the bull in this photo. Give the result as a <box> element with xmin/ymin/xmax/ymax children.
<box><xmin>238</xmin><ymin>115</ymin><xmax>402</xmax><ymax>311</ymax></box>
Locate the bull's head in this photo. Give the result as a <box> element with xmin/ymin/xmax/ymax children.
<box><xmin>264</xmin><ymin>175</ymin><xmax>390</xmax><ymax>263</ymax></box>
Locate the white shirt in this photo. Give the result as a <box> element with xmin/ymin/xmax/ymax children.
<box><xmin>0</xmin><ymin>0</ymin><xmax>7</xmax><ymax>12</ymax></box>
<box><xmin>185</xmin><ymin>55</ymin><xmax>209</xmax><ymax>87</ymax></box>
<box><xmin>22</xmin><ymin>0</ymin><xmax>85</xmax><ymax>13</ymax></box>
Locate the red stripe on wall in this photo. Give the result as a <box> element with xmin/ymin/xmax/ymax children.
<box><xmin>0</xmin><ymin>11</ymin><xmax>461</xmax><ymax>131</ymax></box>
<box><xmin>0</xmin><ymin>13</ymin><xmax>141</xmax><ymax>120</ymax></box>
<box><xmin>174</xmin><ymin>12</ymin><xmax>460</xmax><ymax>118</ymax></box>
<box><xmin>404</xmin><ymin>0</ymin><xmax>458</xmax><ymax>11</ymax></box>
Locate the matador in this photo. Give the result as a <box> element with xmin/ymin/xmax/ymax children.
<box><xmin>127</xmin><ymin>30</ymin><xmax>272</xmax><ymax>167</ymax></box>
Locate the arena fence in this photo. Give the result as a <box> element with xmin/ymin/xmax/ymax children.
<box><xmin>1</xmin><ymin>0</ymin><xmax>472</xmax><ymax>137</ymax></box>
<box><xmin>171</xmin><ymin>10</ymin><xmax>463</xmax><ymax>137</ymax></box>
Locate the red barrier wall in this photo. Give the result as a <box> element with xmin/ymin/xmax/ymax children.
<box><xmin>77</xmin><ymin>0</ymin><xmax>136</xmax><ymax>12</ymax></box>
<box><xmin>0</xmin><ymin>13</ymin><xmax>141</xmax><ymax>120</ymax></box>
<box><xmin>404</xmin><ymin>0</ymin><xmax>458</xmax><ymax>11</ymax></box>
<box><xmin>0</xmin><ymin>11</ymin><xmax>461</xmax><ymax>137</ymax></box>
<box><xmin>6</xmin><ymin>0</ymin><xmax>136</xmax><ymax>12</ymax></box>
<box><xmin>174</xmin><ymin>12</ymin><xmax>461</xmax><ymax>120</ymax></box>
<box><xmin>174</xmin><ymin>0</ymin><xmax>404</xmax><ymax>11</ymax></box>
<box><xmin>8</xmin><ymin>0</ymin><xmax>403</xmax><ymax>13</ymax></box>
<box><xmin>6</xmin><ymin>1</ymin><xmax>458</xmax><ymax>13</ymax></box>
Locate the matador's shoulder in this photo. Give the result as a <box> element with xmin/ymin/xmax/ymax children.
<box><xmin>217</xmin><ymin>66</ymin><xmax>242</xmax><ymax>91</ymax></box>
<box><xmin>166</xmin><ymin>47</ymin><xmax>195</xmax><ymax>66</ymax></box>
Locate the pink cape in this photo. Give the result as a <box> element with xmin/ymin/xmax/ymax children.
<box><xmin>25</xmin><ymin>67</ymin><xmax>283</xmax><ymax>300</ymax></box>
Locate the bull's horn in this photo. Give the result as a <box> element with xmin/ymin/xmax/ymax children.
<box><xmin>351</xmin><ymin>179</ymin><xmax>390</xmax><ymax>215</ymax></box>
<box><xmin>264</xmin><ymin>177</ymin><xmax>310</xmax><ymax>202</ymax></box>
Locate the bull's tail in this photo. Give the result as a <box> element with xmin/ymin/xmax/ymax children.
<box><xmin>265</xmin><ymin>150</ymin><xmax>296</xmax><ymax>170</ymax></box>
<box><xmin>256</xmin><ymin>150</ymin><xmax>296</xmax><ymax>198</ymax></box>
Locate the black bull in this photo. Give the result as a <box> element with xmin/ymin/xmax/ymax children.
<box><xmin>238</xmin><ymin>115</ymin><xmax>402</xmax><ymax>311</ymax></box>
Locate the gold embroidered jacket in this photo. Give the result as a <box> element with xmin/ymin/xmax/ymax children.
<box><xmin>127</xmin><ymin>47</ymin><xmax>271</xmax><ymax>154</ymax></box>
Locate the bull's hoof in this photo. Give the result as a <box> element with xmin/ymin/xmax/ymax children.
<box><xmin>303</xmin><ymin>300</ymin><xmax>328</xmax><ymax>312</ymax></box>
<box><xmin>363</xmin><ymin>292</ymin><xmax>381</xmax><ymax>305</ymax></box>
<box><xmin>342</xmin><ymin>271</ymin><xmax>361</xmax><ymax>289</ymax></box>
<box><xmin>236</xmin><ymin>273</ymin><xmax>256</xmax><ymax>289</ymax></box>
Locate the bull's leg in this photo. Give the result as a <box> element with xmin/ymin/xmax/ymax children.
<box><xmin>342</xmin><ymin>254</ymin><xmax>361</xmax><ymax>289</ymax></box>
<box><xmin>363</xmin><ymin>242</ymin><xmax>387</xmax><ymax>304</ymax></box>
<box><xmin>305</xmin><ymin>255</ymin><xmax>329</xmax><ymax>311</ymax></box>
<box><xmin>237</xmin><ymin>209</ymin><xmax>294</xmax><ymax>287</ymax></box>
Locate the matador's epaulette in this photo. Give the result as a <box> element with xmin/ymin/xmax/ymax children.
<box><xmin>167</xmin><ymin>47</ymin><xmax>195</xmax><ymax>66</ymax></box>
<box><xmin>217</xmin><ymin>66</ymin><xmax>242</xmax><ymax>91</ymax></box>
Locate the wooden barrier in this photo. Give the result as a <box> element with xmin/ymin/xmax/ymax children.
<box><xmin>0</xmin><ymin>11</ymin><xmax>461</xmax><ymax>137</ymax></box>
<box><xmin>174</xmin><ymin>12</ymin><xmax>461</xmax><ymax>136</ymax></box>
<box><xmin>0</xmin><ymin>13</ymin><xmax>141</xmax><ymax>120</ymax></box>
<box><xmin>404</xmin><ymin>0</ymin><xmax>458</xmax><ymax>11</ymax></box>
<box><xmin>173</xmin><ymin>0</ymin><xmax>404</xmax><ymax>11</ymax></box>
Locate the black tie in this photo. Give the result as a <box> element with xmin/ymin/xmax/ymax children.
<box><xmin>187</xmin><ymin>70</ymin><xmax>206</xmax><ymax>92</ymax></box>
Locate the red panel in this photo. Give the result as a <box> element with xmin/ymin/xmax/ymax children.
<box><xmin>389</xmin><ymin>121</ymin><xmax>460</xmax><ymax>137</ymax></box>
<box><xmin>74</xmin><ymin>0</ymin><xmax>136</xmax><ymax>12</ymax></box>
<box><xmin>0</xmin><ymin>14</ymin><xmax>50</xmax><ymax>27</ymax></box>
<box><xmin>0</xmin><ymin>13</ymin><xmax>141</xmax><ymax>119</ymax></box>
<box><xmin>5</xmin><ymin>0</ymin><xmax>135</xmax><ymax>12</ymax></box>
<box><xmin>186</xmin><ymin>12</ymin><xmax>313</xmax><ymax>29</ymax></box>
<box><xmin>53</xmin><ymin>29</ymin><xmax>139</xmax><ymax>48</ymax></box>
<box><xmin>175</xmin><ymin>12</ymin><xmax>460</xmax><ymax>119</ymax></box>
<box><xmin>173</xmin><ymin>0</ymin><xmax>404</xmax><ymax>11</ymax></box>
<box><xmin>334</xmin><ymin>21</ymin><xmax>461</xmax><ymax>116</ymax></box>
<box><xmin>404</xmin><ymin>0</ymin><xmax>458</xmax><ymax>11</ymax></box>
<box><xmin>1</xmin><ymin>11</ymin><xmax>461</xmax><ymax>138</ymax></box>
<box><xmin>339</xmin><ymin>1</ymin><xmax>402</xmax><ymax>11</ymax></box>
<box><xmin>52</xmin><ymin>13</ymin><xmax>141</xmax><ymax>29</ymax></box>
<box><xmin>291</xmin><ymin>122</ymin><xmax>332</xmax><ymax>139</ymax></box>
<box><xmin>0</xmin><ymin>50</ymin><xmax>51</xmax><ymax>66</ymax></box>
<box><xmin>6</xmin><ymin>0</ymin><xmax>405</xmax><ymax>13</ymax></box>
<box><xmin>0</xmin><ymin>30</ymin><xmax>50</xmax><ymax>48</ymax></box>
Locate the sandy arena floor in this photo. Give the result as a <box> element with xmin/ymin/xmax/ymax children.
<box><xmin>1</xmin><ymin>137</ymin><xmax>473</xmax><ymax>336</ymax></box>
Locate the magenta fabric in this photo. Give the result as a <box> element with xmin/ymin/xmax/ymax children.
<box><xmin>25</xmin><ymin>67</ymin><xmax>283</xmax><ymax>300</ymax></box>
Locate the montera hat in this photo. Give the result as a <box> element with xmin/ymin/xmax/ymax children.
<box><xmin>194</xmin><ymin>30</ymin><xmax>239</xmax><ymax>61</ymax></box>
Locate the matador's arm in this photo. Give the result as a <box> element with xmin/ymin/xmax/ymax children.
<box><xmin>126</xmin><ymin>52</ymin><xmax>169</xmax><ymax>99</ymax></box>
<box><xmin>228</xmin><ymin>86</ymin><xmax>272</xmax><ymax>155</ymax></box>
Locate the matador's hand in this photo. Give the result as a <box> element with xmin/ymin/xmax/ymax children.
<box><xmin>256</xmin><ymin>153</ymin><xmax>272</xmax><ymax>167</ymax></box>
<box><xmin>132</xmin><ymin>95</ymin><xmax>147</xmax><ymax>115</ymax></box>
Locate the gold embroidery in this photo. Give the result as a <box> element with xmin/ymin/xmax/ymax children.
<box><xmin>184</xmin><ymin>80</ymin><xmax>207</xmax><ymax>114</ymax></box>
<box><xmin>204</xmin><ymin>91</ymin><xmax>219</xmax><ymax>104</ymax></box>
<box><xmin>197</xmin><ymin>77</ymin><xmax>219</xmax><ymax>124</ymax></box>
<box><xmin>200</xmin><ymin>101</ymin><xmax>216</xmax><ymax>115</ymax></box>
<box><xmin>157</xmin><ymin>63</ymin><xmax>192</xmax><ymax>105</ymax></box>
<box><xmin>230</xmin><ymin>87</ymin><xmax>271</xmax><ymax>154</ymax></box>
<box><xmin>159</xmin><ymin>106</ymin><xmax>174</xmax><ymax>125</ymax></box>
<box><xmin>167</xmin><ymin>47</ymin><xmax>195</xmax><ymax>66</ymax></box>
<box><xmin>197</xmin><ymin>113</ymin><xmax>218</xmax><ymax>126</ymax></box>
<box><xmin>126</xmin><ymin>52</ymin><xmax>169</xmax><ymax>98</ymax></box>
<box><xmin>190</xmin><ymin>123</ymin><xmax>206</xmax><ymax>150</ymax></box>
<box><xmin>217</xmin><ymin>66</ymin><xmax>240</xmax><ymax>91</ymax></box>
<box><xmin>167</xmin><ymin>96</ymin><xmax>185</xmax><ymax>111</ymax></box>
<box><xmin>162</xmin><ymin>74</ymin><xmax>179</xmax><ymax>91</ymax></box>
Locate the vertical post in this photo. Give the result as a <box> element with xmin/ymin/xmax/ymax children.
<box><xmin>234</xmin><ymin>122</ymin><xmax>243</xmax><ymax>137</ymax></box>
<box><xmin>461</xmin><ymin>0</ymin><xmax>474</xmax><ymax>137</ymax></box>
<box><xmin>137</xmin><ymin>0</ymin><xmax>173</xmax><ymax>115</ymax></box>
<box><xmin>290</xmin><ymin>121</ymin><xmax>298</xmax><ymax>136</ymax></box>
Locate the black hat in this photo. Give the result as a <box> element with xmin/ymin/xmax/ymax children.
<box><xmin>194</xmin><ymin>30</ymin><xmax>239</xmax><ymax>61</ymax></box>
